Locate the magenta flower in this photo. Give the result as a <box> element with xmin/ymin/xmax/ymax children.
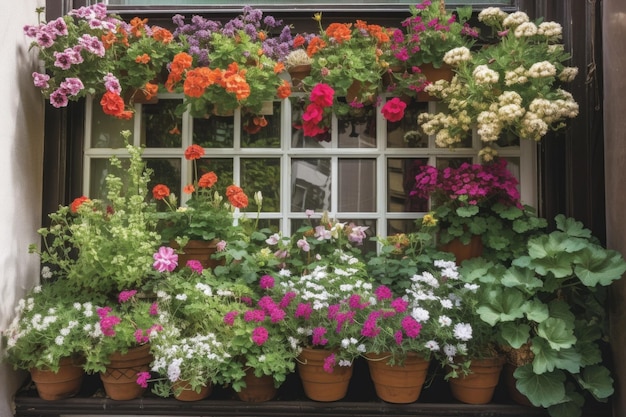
<box><xmin>361</xmin><ymin>311</ymin><xmax>382</xmax><ymax>338</ymax></box>
<box><xmin>224</xmin><ymin>311</ymin><xmax>238</xmax><ymax>326</ymax></box>
<box><xmin>136</xmin><ymin>371</ymin><xmax>150</xmax><ymax>388</ymax></box>
<box><xmin>153</xmin><ymin>246</ymin><xmax>178</xmax><ymax>272</ymax></box>
<box><xmin>32</xmin><ymin>72</ymin><xmax>50</xmax><ymax>89</ymax></box>
<box><xmin>279</xmin><ymin>291</ymin><xmax>297</xmax><ymax>308</ymax></box>
<box><xmin>309</xmin><ymin>83</ymin><xmax>334</xmax><ymax>107</ymax></box>
<box><xmin>381</xmin><ymin>97</ymin><xmax>407</xmax><ymax>123</ymax></box>
<box><xmin>294</xmin><ymin>302</ymin><xmax>313</xmax><ymax>320</ymax></box>
<box><xmin>401</xmin><ymin>315</ymin><xmax>422</xmax><ymax>338</ymax></box>
<box><xmin>259</xmin><ymin>275</ymin><xmax>275</xmax><ymax>290</ymax></box>
<box><xmin>149</xmin><ymin>302</ymin><xmax>159</xmax><ymax>316</ymax></box>
<box><xmin>323</xmin><ymin>353</ymin><xmax>336</xmax><ymax>373</ymax></box>
<box><xmin>251</xmin><ymin>326</ymin><xmax>269</xmax><ymax>346</ymax></box>
<box><xmin>118</xmin><ymin>290</ymin><xmax>137</xmax><ymax>303</ymax></box>
<box><xmin>244</xmin><ymin>309</ymin><xmax>266</xmax><ymax>323</ymax></box>
<box><xmin>186</xmin><ymin>260</ymin><xmax>203</xmax><ymax>274</ymax></box>
<box><xmin>391</xmin><ymin>297</ymin><xmax>409</xmax><ymax>313</ymax></box>
<box><xmin>374</xmin><ymin>285</ymin><xmax>393</xmax><ymax>301</ymax></box>
<box><xmin>394</xmin><ymin>330</ymin><xmax>404</xmax><ymax>345</ymax></box>
<box><xmin>312</xmin><ymin>327</ymin><xmax>328</xmax><ymax>346</ymax></box>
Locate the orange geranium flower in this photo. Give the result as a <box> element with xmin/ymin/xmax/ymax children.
<box><xmin>306</xmin><ymin>36</ymin><xmax>327</xmax><ymax>57</ymax></box>
<box><xmin>183</xmin><ymin>184</ymin><xmax>195</xmax><ymax>194</ymax></box>
<box><xmin>152</xmin><ymin>27</ymin><xmax>173</xmax><ymax>43</ymax></box>
<box><xmin>70</xmin><ymin>196</ymin><xmax>91</xmax><ymax>213</ymax></box>
<box><xmin>184</xmin><ymin>144</ymin><xmax>205</xmax><ymax>160</ymax></box>
<box><xmin>135</xmin><ymin>53</ymin><xmax>151</xmax><ymax>64</ymax></box>
<box><xmin>221</xmin><ymin>64</ymin><xmax>251</xmax><ymax>100</ymax></box>
<box><xmin>258</xmin><ymin>31</ymin><xmax>267</xmax><ymax>41</ymax></box>
<box><xmin>293</xmin><ymin>34</ymin><xmax>306</xmax><ymax>48</ymax></box>
<box><xmin>129</xmin><ymin>17</ymin><xmax>148</xmax><ymax>37</ymax></box>
<box><xmin>166</xmin><ymin>52</ymin><xmax>193</xmax><ymax>91</ymax></box>
<box><xmin>198</xmin><ymin>172</ymin><xmax>218</xmax><ymax>188</ymax></box>
<box><xmin>273</xmin><ymin>62</ymin><xmax>285</xmax><ymax>74</ymax></box>
<box><xmin>325</xmin><ymin>23</ymin><xmax>352</xmax><ymax>44</ymax></box>
<box><xmin>152</xmin><ymin>184</ymin><xmax>170</xmax><ymax>200</ymax></box>
<box><xmin>226</xmin><ymin>185</ymin><xmax>249</xmax><ymax>209</ymax></box>
<box><xmin>183</xmin><ymin>67</ymin><xmax>216</xmax><ymax>98</ymax></box>
<box><xmin>100</xmin><ymin>91</ymin><xmax>125</xmax><ymax>116</ymax></box>
<box><xmin>276</xmin><ymin>79</ymin><xmax>292</xmax><ymax>99</ymax></box>
<box><xmin>143</xmin><ymin>82</ymin><xmax>158</xmax><ymax>100</ymax></box>
<box><xmin>101</xmin><ymin>31</ymin><xmax>117</xmax><ymax>50</ymax></box>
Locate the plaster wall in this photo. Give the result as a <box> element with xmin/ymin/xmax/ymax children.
<box><xmin>604</xmin><ymin>2</ymin><xmax>626</xmax><ymax>417</ymax></box>
<box><xmin>0</xmin><ymin>1</ymin><xmax>46</xmax><ymax>416</ymax></box>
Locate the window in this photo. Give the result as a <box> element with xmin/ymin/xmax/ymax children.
<box><xmin>84</xmin><ymin>92</ymin><xmax>534</xmax><ymax>240</ymax></box>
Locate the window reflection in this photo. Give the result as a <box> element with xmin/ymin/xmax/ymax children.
<box><xmin>193</xmin><ymin>114</ymin><xmax>234</xmax><ymax>148</ymax></box>
<box><xmin>387</xmin><ymin>158</ymin><xmax>429</xmax><ymax>213</ymax></box>
<box><xmin>291</xmin><ymin>158</ymin><xmax>331</xmax><ymax>212</ymax></box>
<box><xmin>387</xmin><ymin>100</ymin><xmax>429</xmax><ymax>148</ymax></box>
<box><xmin>241</xmin><ymin>158</ymin><xmax>281</xmax><ymax>212</ymax></box>
<box><xmin>141</xmin><ymin>100</ymin><xmax>183</xmax><ymax>148</ymax></box>
<box><xmin>338</xmin><ymin>159</ymin><xmax>376</xmax><ymax>212</ymax></box>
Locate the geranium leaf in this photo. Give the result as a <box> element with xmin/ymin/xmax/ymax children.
<box><xmin>555</xmin><ymin>214</ymin><xmax>592</xmax><ymax>238</ymax></box>
<box><xmin>499</xmin><ymin>322</ymin><xmax>530</xmax><ymax>348</ymax></box>
<box><xmin>514</xmin><ymin>364</ymin><xmax>567</xmax><ymax>407</ymax></box>
<box><xmin>537</xmin><ymin>317</ymin><xmax>576</xmax><ymax>351</ymax></box>
<box><xmin>523</xmin><ymin>299</ymin><xmax>549</xmax><ymax>323</ymax></box>
<box><xmin>574</xmin><ymin>247</ymin><xmax>626</xmax><ymax>287</ymax></box>
<box><xmin>576</xmin><ymin>365</ymin><xmax>614</xmax><ymax>400</ymax></box>
<box><xmin>502</xmin><ymin>266</ymin><xmax>544</xmax><ymax>290</ymax></box>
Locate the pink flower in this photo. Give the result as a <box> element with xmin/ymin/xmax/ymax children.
<box><xmin>216</xmin><ymin>240</ymin><xmax>228</xmax><ymax>251</ymax></box>
<box><xmin>153</xmin><ymin>246</ymin><xmax>178</xmax><ymax>272</ymax></box>
<box><xmin>118</xmin><ymin>290</ymin><xmax>137</xmax><ymax>303</ymax></box>
<box><xmin>224</xmin><ymin>311</ymin><xmax>238</xmax><ymax>326</ymax></box>
<box><xmin>259</xmin><ymin>275</ymin><xmax>275</xmax><ymax>290</ymax></box>
<box><xmin>294</xmin><ymin>302</ymin><xmax>313</xmax><ymax>320</ymax></box>
<box><xmin>186</xmin><ymin>260</ymin><xmax>203</xmax><ymax>274</ymax></box>
<box><xmin>136</xmin><ymin>372</ymin><xmax>150</xmax><ymax>388</ymax></box>
<box><xmin>361</xmin><ymin>311</ymin><xmax>382</xmax><ymax>338</ymax></box>
<box><xmin>279</xmin><ymin>291</ymin><xmax>297</xmax><ymax>308</ymax></box>
<box><xmin>374</xmin><ymin>285</ymin><xmax>393</xmax><ymax>301</ymax></box>
<box><xmin>323</xmin><ymin>353</ymin><xmax>336</xmax><ymax>373</ymax></box>
<box><xmin>381</xmin><ymin>97</ymin><xmax>407</xmax><ymax>122</ymax></box>
<box><xmin>401</xmin><ymin>315</ymin><xmax>422</xmax><ymax>338</ymax></box>
<box><xmin>310</xmin><ymin>83</ymin><xmax>334</xmax><ymax>107</ymax></box>
<box><xmin>149</xmin><ymin>302</ymin><xmax>159</xmax><ymax>316</ymax></box>
<box><xmin>311</xmin><ymin>327</ymin><xmax>328</xmax><ymax>346</ymax></box>
<box><xmin>394</xmin><ymin>330</ymin><xmax>404</xmax><ymax>345</ymax></box>
<box><xmin>251</xmin><ymin>326</ymin><xmax>269</xmax><ymax>346</ymax></box>
<box><xmin>244</xmin><ymin>309</ymin><xmax>266</xmax><ymax>323</ymax></box>
<box><xmin>391</xmin><ymin>298</ymin><xmax>408</xmax><ymax>313</ymax></box>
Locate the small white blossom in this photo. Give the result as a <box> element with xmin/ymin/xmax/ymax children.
<box><xmin>175</xmin><ymin>293</ymin><xmax>188</xmax><ymax>301</ymax></box>
<box><xmin>473</xmin><ymin>65</ymin><xmax>500</xmax><ymax>84</ymax></box>
<box><xmin>443</xmin><ymin>47</ymin><xmax>472</xmax><ymax>66</ymax></box>
<box><xmin>41</xmin><ymin>267</ymin><xmax>53</xmax><ymax>279</ymax></box>
<box><xmin>453</xmin><ymin>323</ymin><xmax>473</xmax><ymax>341</ymax></box>
<box><xmin>425</xmin><ymin>340</ymin><xmax>440</xmax><ymax>351</ymax></box>
<box><xmin>514</xmin><ymin>21</ymin><xmax>538</xmax><ymax>38</ymax></box>
<box><xmin>503</xmin><ymin>11</ymin><xmax>530</xmax><ymax>28</ymax></box>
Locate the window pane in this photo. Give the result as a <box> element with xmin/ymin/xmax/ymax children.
<box><xmin>242</xmin><ymin>102</ymin><xmax>281</xmax><ymax>148</ymax></box>
<box><xmin>196</xmin><ymin>158</ymin><xmax>234</xmax><ymax>193</ymax></box>
<box><xmin>387</xmin><ymin>100</ymin><xmax>429</xmax><ymax>148</ymax></box>
<box><xmin>193</xmin><ymin>114</ymin><xmax>234</xmax><ymax>148</ymax></box>
<box><xmin>91</xmin><ymin>102</ymin><xmax>133</xmax><ymax>148</ymax></box>
<box><xmin>291</xmin><ymin>98</ymin><xmax>331</xmax><ymax>148</ymax></box>
<box><xmin>338</xmin><ymin>159</ymin><xmax>376</xmax><ymax>212</ymax></box>
<box><xmin>291</xmin><ymin>158</ymin><xmax>331</xmax><ymax>212</ymax></box>
<box><xmin>338</xmin><ymin>106</ymin><xmax>377</xmax><ymax>148</ymax></box>
<box><xmin>435</xmin><ymin>157</ymin><xmax>473</xmax><ymax>169</ymax></box>
<box><xmin>387</xmin><ymin>158</ymin><xmax>429</xmax><ymax>213</ymax></box>
<box><xmin>495</xmin><ymin>130</ymin><xmax>521</xmax><ymax>148</ymax></box>
<box><xmin>141</xmin><ymin>99</ymin><xmax>183</xmax><ymax>148</ymax></box>
<box><xmin>241</xmin><ymin>158</ymin><xmax>281</xmax><ymax>212</ymax></box>
<box><xmin>146</xmin><ymin>158</ymin><xmax>182</xmax><ymax>199</ymax></box>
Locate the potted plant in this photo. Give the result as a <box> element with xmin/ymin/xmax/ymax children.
<box><xmin>24</xmin><ymin>3</ymin><xmax>181</xmax><ymax>119</ymax></box>
<box><xmin>166</xmin><ymin>7</ymin><xmax>292</xmax><ymax>120</ymax></box>
<box><xmin>383</xmin><ymin>0</ymin><xmax>477</xmax><ymax>105</ymax></box>
<box><xmin>29</xmin><ymin>133</ymin><xmax>161</xmax><ymax>295</ymax></box>
<box><xmin>410</xmin><ymin>158</ymin><xmax>547</xmax><ymax>263</ymax></box>
<box><xmin>3</xmin><ymin>281</ymin><xmax>99</xmax><ymax>400</ymax></box>
<box><xmin>418</xmin><ymin>7</ymin><xmax>579</xmax><ymax>160</ymax></box>
<box><xmin>152</xmin><ymin>144</ymin><xmax>251</xmax><ymax>269</ymax></box>
<box><xmin>222</xmin><ymin>275</ymin><xmax>300</xmax><ymax>402</ymax></box>
<box><xmin>293</xmin><ymin>15</ymin><xmax>390</xmax><ymax>140</ymax></box>
<box><xmin>462</xmin><ymin>215</ymin><xmax>626</xmax><ymax>416</ymax></box>
<box><xmin>149</xmin><ymin>260</ymin><xmax>246</xmax><ymax>400</ymax></box>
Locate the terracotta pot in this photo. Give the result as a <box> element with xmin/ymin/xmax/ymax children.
<box><xmin>288</xmin><ymin>64</ymin><xmax>312</xmax><ymax>91</ymax></box>
<box><xmin>173</xmin><ymin>380</ymin><xmax>212</xmax><ymax>401</ymax></box>
<box><xmin>448</xmin><ymin>356</ymin><xmax>505</xmax><ymax>404</ymax></box>
<box><xmin>503</xmin><ymin>363</ymin><xmax>534</xmax><ymax>407</ymax></box>
<box><xmin>346</xmin><ymin>79</ymin><xmax>375</xmax><ymax>104</ymax></box>
<box><xmin>416</xmin><ymin>63</ymin><xmax>454</xmax><ymax>102</ymax></box>
<box><xmin>365</xmin><ymin>352</ymin><xmax>430</xmax><ymax>403</ymax></box>
<box><xmin>236</xmin><ymin>368</ymin><xmax>277</xmax><ymax>402</ymax></box>
<box><xmin>100</xmin><ymin>344</ymin><xmax>153</xmax><ymax>400</ymax></box>
<box><xmin>171</xmin><ymin>239</ymin><xmax>223</xmax><ymax>270</ymax></box>
<box><xmin>438</xmin><ymin>234</ymin><xmax>483</xmax><ymax>265</ymax></box>
<box><xmin>297</xmin><ymin>347</ymin><xmax>353</xmax><ymax>402</ymax></box>
<box><xmin>382</xmin><ymin>65</ymin><xmax>405</xmax><ymax>88</ymax></box>
<box><xmin>29</xmin><ymin>357</ymin><xmax>85</xmax><ymax>401</ymax></box>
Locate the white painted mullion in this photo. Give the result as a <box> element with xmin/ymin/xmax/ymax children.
<box><xmin>281</xmin><ymin>98</ymin><xmax>292</xmax><ymax>235</ymax></box>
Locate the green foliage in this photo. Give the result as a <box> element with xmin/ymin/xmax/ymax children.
<box><xmin>462</xmin><ymin>214</ymin><xmax>626</xmax><ymax>416</ymax></box>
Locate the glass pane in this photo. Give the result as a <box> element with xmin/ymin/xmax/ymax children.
<box><xmin>387</xmin><ymin>158</ymin><xmax>429</xmax><ymax>213</ymax></box>
<box><xmin>91</xmin><ymin>101</ymin><xmax>133</xmax><ymax>149</ymax></box>
<box><xmin>337</xmin><ymin>103</ymin><xmax>377</xmax><ymax>148</ymax></box>
<box><xmin>338</xmin><ymin>159</ymin><xmax>376</xmax><ymax>212</ymax></box>
<box><xmin>195</xmin><ymin>158</ymin><xmax>234</xmax><ymax>194</ymax></box>
<box><xmin>387</xmin><ymin>100</ymin><xmax>429</xmax><ymax>148</ymax></box>
<box><xmin>141</xmin><ymin>100</ymin><xmax>183</xmax><ymax>148</ymax></box>
<box><xmin>291</xmin><ymin>158</ymin><xmax>331</xmax><ymax>212</ymax></box>
<box><xmin>503</xmin><ymin>157</ymin><xmax>521</xmax><ymax>186</ymax></box>
<box><xmin>291</xmin><ymin>97</ymin><xmax>331</xmax><ymax>148</ymax></box>
<box><xmin>108</xmin><ymin>0</ymin><xmax>513</xmax><ymax>5</ymax></box>
<box><xmin>146</xmin><ymin>159</ymin><xmax>182</xmax><ymax>208</ymax></box>
<box><xmin>242</xmin><ymin>102</ymin><xmax>281</xmax><ymax>148</ymax></box>
<box><xmin>241</xmin><ymin>158</ymin><xmax>281</xmax><ymax>213</ymax></box>
<box><xmin>495</xmin><ymin>130</ymin><xmax>521</xmax><ymax>148</ymax></box>
<box><xmin>193</xmin><ymin>114</ymin><xmax>234</xmax><ymax>148</ymax></box>
<box><xmin>387</xmin><ymin>219</ymin><xmax>419</xmax><ymax>236</ymax></box>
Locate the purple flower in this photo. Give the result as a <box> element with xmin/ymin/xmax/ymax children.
<box><xmin>348</xmin><ymin>225</ymin><xmax>368</xmax><ymax>245</ymax></box>
<box><xmin>32</xmin><ymin>72</ymin><xmax>50</xmax><ymax>89</ymax></box>
<box><xmin>153</xmin><ymin>246</ymin><xmax>178</xmax><ymax>272</ymax></box>
<box><xmin>59</xmin><ymin>78</ymin><xmax>84</xmax><ymax>96</ymax></box>
<box><xmin>103</xmin><ymin>73</ymin><xmax>121</xmax><ymax>94</ymax></box>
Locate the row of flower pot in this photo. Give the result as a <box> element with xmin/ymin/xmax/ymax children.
<box><xmin>30</xmin><ymin>346</ymin><xmax>513</xmax><ymax>405</ymax></box>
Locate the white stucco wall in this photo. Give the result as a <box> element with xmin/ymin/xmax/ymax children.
<box><xmin>0</xmin><ymin>1</ymin><xmax>46</xmax><ymax>416</ymax></box>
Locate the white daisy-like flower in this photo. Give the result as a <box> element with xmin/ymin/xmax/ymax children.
<box><xmin>425</xmin><ymin>340</ymin><xmax>440</xmax><ymax>351</ymax></box>
<box><xmin>453</xmin><ymin>323</ymin><xmax>473</xmax><ymax>341</ymax></box>
<box><xmin>443</xmin><ymin>344</ymin><xmax>457</xmax><ymax>357</ymax></box>
<box><xmin>438</xmin><ymin>315</ymin><xmax>452</xmax><ymax>327</ymax></box>
<box><xmin>41</xmin><ymin>266</ymin><xmax>53</xmax><ymax>279</ymax></box>
<box><xmin>338</xmin><ymin>359</ymin><xmax>352</xmax><ymax>367</ymax></box>
<box><xmin>473</xmin><ymin>65</ymin><xmax>500</xmax><ymax>84</ymax></box>
<box><xmin>411</xmin><ymin>307</ymin><xmax>430</xmax><ymax>322</ymax></box>
<box><xmin>537</xmin><ymin>21</ymin><xmax>562</xmax><ymax>39</ymax></box>
<box><xmin>55</xmin><ymin>335</ymin><xmax>64</xmax><ymax>346</ymax></box>
<box><xmin>175</xmin><ymin>293</ymin><xmax>188</xmax><ymax>301</ymax></box>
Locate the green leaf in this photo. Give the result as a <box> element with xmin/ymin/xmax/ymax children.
<box><xmin>523</xmin><ymin>299</ymin><xmax>549</xmax><ymax>323</ymax></box>
<box><xmin>502</xmin><ymin>266</ymin><xmax>544</xmax><ymax>291</ymax></box>
<box><xmin>547</xmin><ymin>390</ymin><xmax>584</xmax><ymax>417</ymax></box>
<box><xmin>456</xmin><ymin>204</ymin><xmax>479</xmax><ymax>218</ymax></box>
<box><xmin>476</xmin><ymin>287</ymin><xmax>526</xmax><ymax>325</ymax></box>
<box><xmin>576</xmin><ymin>365</ymin><xmax>614</xmax><ymax>400</ymax></box>
<box><xmin>458</xmin><ymin>258</ymin><xmax>495</xmax><ymax>283</ymax></box>
<box><xmin>499</xmin><ymin>322</ymin><xmax>530</xmax><ymax>348</ymax></box>
<box><xmin>574</xmin><ymin>247</ymin><xmax>626</xmax><ymax>287</ymax></box>
<box><xmin>537</xmin><ymin>317</ymin><xmax>576</xmax><ymax>351</ymax></box>
<box><xmin>514</xmin><ymin>364</ymin><xmax>567</xmax><ymax>408</ymax></box>
<box><xmin>555</xmin><ymin>214</ymin><xmax>592</xmax><ymax>239</ymax></box>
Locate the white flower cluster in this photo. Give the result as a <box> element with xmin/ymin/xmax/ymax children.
<box><xmin>514</xmin><ymin>22</ymin><xmax>538</xmax><ymax>38</ymax></box>
<box><xmin>473</xmin><ymin>65</ymin><xmax>500</xmax><ymax>84</ymax></box>
<box><xmin>503</xmin><ymin>11</ymin><xmax>530</xmax><ymax>28</ymax></box>
<box><xmin>477</xmin><ymin>7</ymin><xmax>508</xmax><ymax>27</ymax></box>
<box><xmin>504</xmin><ymin>66</ymin><xmax>529</xmax><ymax>86</ymax></box>
<box><xmin>527</xmin><ymin>61</ymin><xmax>557</xmax><ymax>78</ymax></box>
<box><xmin>443</xmin><ymin>47</ymin><xmax>472</xmax><ymax>67</ymax></box>
<box><xmin>537</xmin><ymin>21</ymin><xmax>563</xmax><ymax>40</ymax></box>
